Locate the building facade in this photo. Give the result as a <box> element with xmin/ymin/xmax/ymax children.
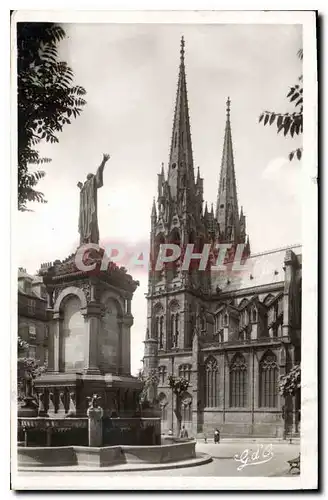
<box><xmin>18</xmin><ymin>268</ymin><xmax>49</xmax><ymax>366</ymax></box>
<box><xmin>143</xmin><ymin>38</ymin><xmax>301</xmax><ymax>438</ymax></box>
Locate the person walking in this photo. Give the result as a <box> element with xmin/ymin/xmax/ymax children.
<box><xmin>214</xmin><ymin>428</ymin><xmax>220</xmax><ymax>443</ymax></box>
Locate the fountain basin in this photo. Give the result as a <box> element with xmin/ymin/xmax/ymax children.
<box><xmin>18</xmin><ymin>440</ymin><xmax>196</xmax><ymax>468</ymax></box>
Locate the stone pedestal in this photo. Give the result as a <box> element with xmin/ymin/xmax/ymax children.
<box><xmin>87</xmin><ymin>406</ymin><xmax>104</xmax><ymax>447</ymax></box>
<box><xmin>35</xmin><ymin>248</ymin><xmax>143</xmax><ymax>418</ymax></box>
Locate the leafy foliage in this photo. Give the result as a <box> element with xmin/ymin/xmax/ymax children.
<box><xmin>17</xmin><ymin>22</ymin><xmax>87</xmax><ymax>211</ymax></box>
<box><xmin>279</xmin><ymin>364</ymin><xmax>301</xmax><ymax>398</ymax></box>
<box><xmin>259</xmin><ymin>49</ymin><xmax>303</xmax><ymax>161</ymax></box>
<box><xmin>17</xmin><ymin>336</ymin><xmax>46</xmax><ymax>400</ymax></box>
<box><xmin>168</xmin><ymin>375</ymin><xmax>190</xmax><ymax>396</ymax></box>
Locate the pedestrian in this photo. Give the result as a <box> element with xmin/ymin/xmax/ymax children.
<box><xmin>180</xmin><ymin>425</ymin><xmax>188</xmax><ymax>438</ymax></box>
<box><xmin>204</xmin><ymin>432</ymin><xmax>207</xmax><ymax>444</ymax></box>
<box><xmin>214</xmin><ymin>428</ymin><xmax>220</xmax><ymax>443</ymax></box>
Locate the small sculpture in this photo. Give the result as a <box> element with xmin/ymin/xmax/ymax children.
<box><xmin>87</xmin><ymin>394</ymin><xmax>102</xmax><ymax>409</ymax></box>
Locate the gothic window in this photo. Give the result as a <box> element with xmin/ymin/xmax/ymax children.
<box><xmin>217</xmin><ymin>330</ymin><xmax>224</xmax><ymax>343</ymax></box>
<box><xmin>224</xmin><ymin>313</ymin><xmax>229</xmax><ymax>327</ymax></box>
<box><xmin>175</xmin><ymin>313</ymin><xmax>180</xmax><ymax>344</ymax></box>
<box><xmin>252</xmin><ymin>308</ymin><xmax>257</xmax><ymax>323</ymax></box>
<box><xmin>215</xmin><ymin>313</ymin><xmax>223</xmax><ymax>332</ymax></box>
<box><xmin>158</xmin><ymin>366</ymin><xmax>167</xmax><ymax>384</ymax></box>
<box><xmin>179</xmin><ymin>364</ymin><xmax>191</xmax><ymax>382</ymax></box>
<box><xmin>158</xmin><ymin>393</ymin><xmax>168</xmax><ymax>421</ymax></box>
<box><xmin>204</xmin><ymin>356</ymin><xmax>218</xmax><ymax>408</ymax></box>
<box><xmin>278</xmin><ymin>297</ymin><xmax>284</xmax><ymax>318</ymax></box>
<box><xmin>159</xmin><ymin>317</ymin><xmax>164</xmax><ymax>349</ymax></box>
<box><xmin>240</xmin><ymin>309</ymin><xmax>248</xmax><ymax>327</ymax></box>
<box><xmin>259</xmin><ymin>351</ymin><xmax>278</xmax><ymax>408</ymax></box>
<box><xmin>229</xmin><ymin>354</ymin><xmax>247</xmax><ymax>407</ymax></box>
<box><xmin>170</xmin><ymin>313</ymin><xmax>180</xmax><ymax>348</ymax></box>
<box><xmin>181</xmin><ymin>131</ymin><xmax>184</xmax><ymax>143</ymax></box>
<box><xmin>181</xmin><ymin>392</ymin><xmax>192</xmax><ymax>422</ymax></box>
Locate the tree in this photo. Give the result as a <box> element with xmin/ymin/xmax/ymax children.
<box><xmin>279</xmin><ymin>364</ymin><xmax>301</xmax><ymax>438</ymax></box>
<box><xmin>17</xmin><ymin>336</ymin><xmax>46</xmax><ymax>401</ymax></box>
<box><xmin>259</xmin><ymin>49</ymin><xmax>303</xmax><ymax>161</ymax></box>
<box><xmin>168</xmin><ymin>375</ymin><xmax>190</xmax><ymax>436</ymax></box>
<box><xmin>279</xmin><ymin>364</ymin><xmax>301</xmax><ymax>398</ymax></box>
<box><xmin>17</xmin><ymin>22</ymin><xmax>87</xmax><ymax>211</ymax></box>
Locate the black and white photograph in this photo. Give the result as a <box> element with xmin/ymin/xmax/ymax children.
<box><xmin>11</xmin><ymin>9</ymin><xmax>318</xmax><ymax>490</ymax></box>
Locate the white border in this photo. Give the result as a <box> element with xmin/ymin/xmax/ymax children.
<box><xmin>10</xmin><ymin>8</ymin><xmax>318</xmax><ymax>492</ymax></box>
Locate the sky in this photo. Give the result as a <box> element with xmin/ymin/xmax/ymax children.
<box><xmin>17</xmin><ymin>23</ymin><xmax>303</xmax><ymax>374</ymax></box>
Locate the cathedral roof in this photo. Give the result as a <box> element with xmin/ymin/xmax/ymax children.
<box><xmin>211</xmin><ymin>244</ymin><xmax>302</xmax><ymax>294</ymax></box>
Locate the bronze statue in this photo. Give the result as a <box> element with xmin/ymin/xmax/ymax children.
<box><xmin>77</xmin><ymin>153</ymin><xmax>110</xmax><ymax>245</ymax></box>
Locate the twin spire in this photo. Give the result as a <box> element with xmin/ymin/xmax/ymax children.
<box><xmin>156</xmin><ymin>37</ymin><xmax>249</xmax><ymax>251</ymax></box>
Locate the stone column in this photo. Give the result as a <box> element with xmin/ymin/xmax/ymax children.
<box><xmin>121</xmin><ymin>315</ymin><xmax>133</xmax><ymax>375</ymax></box>
<box><xmin>49</xmin><ymin>312</ymin><xmax>63</xmax><ymax>372</ymax></box>
<box><xmin>82</xmin><ymin>306</ymin><xmax>101</xmax><ymax>374</ymax></box>
<box><xmin>87</xmin><ymin>406</ymin><xmax>104</xmax><ymax>447</ymax></box>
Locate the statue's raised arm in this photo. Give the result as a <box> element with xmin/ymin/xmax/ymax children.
<box><xmin>95</xmin><ymin>153</ymin><xmax>110</xmax><ymax>188</ymax></box>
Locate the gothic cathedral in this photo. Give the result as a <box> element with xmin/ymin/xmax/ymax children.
<box><xmin>143</xmin><ymin>37</ymin><xmax>301</xmax><ymax>438</ymax></box>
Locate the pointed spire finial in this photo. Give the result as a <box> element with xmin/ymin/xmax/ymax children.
<box><xmin>211</xmin><ymin>203</ymin><xmax>214</xmax><ymax>215</ymax></box>
<box><xmin>161</xmin><ymin>162</ymin><xmax>164</xmax><ymax>175</ymax></box>
<box><xmin>197</xmin><ymin>165</ymin><xmax>200</xmax><ymax>181</ymax></box>
<box><xmin>226</xmin><ymin>96</ymin><xmax>231</xmax><ymax>118</ymax></box>
<box><xmin>180</xmin><ymin>36</ymin><xmax>185</xmax><ymax>61</ymax></box>
<box><xmin>151</xmin><ymin>196</ymin><xmax>157</xmax><ymax>218</ymax></box>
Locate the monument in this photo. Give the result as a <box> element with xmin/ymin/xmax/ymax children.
<box><xmin>33</xmin><ymin>153</ymin><xmax>142</xmax><ymax>420</ymax></box>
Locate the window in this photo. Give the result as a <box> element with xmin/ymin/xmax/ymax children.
<box><xmin>44</xmin><ymin>348</ymin><xmax>49</xmax><ymax>366</ymax></box>
<box><xmin>240</xmin><ymin>309</ymin><xmax>248</xmax><ymax>327</ymax></box>
<box><xmin>174</xmin><ymin>132</ymin><xmax>177</xmax><ymax>148</ymax></box>
<box><xmin>179</xmin><ymin>364</ymin><xmax>191</xmax><ymax>382</ymax></box>
<box><xmin>44</xmin><ymin>324</ymin><xmax>49</xmax><ymax>340</ymax></box>
<box><xmin>28</xmin><ymin>325</ymin><xmax>36</xmax><ymax>339</ymax></box>
<box><xmin>27</xmin><ymin>298</ymin><xmax>35</xmax><ymax>315</ymax></box>
<box><xmin>204</xmin><ymin>356</ymin><xmax>218</xmax><ymax>407</ymax></box>
<box><xmin>252</xmin><ymin>309</ymin><xmax>257</xmax><ymax>323</ymax></box>
<box><xmin>259</xmin><ymin>351</ymin><xmax>278</xmax><ymax>407</ymax></box>
<box><xmin>28</xmin><ymin>345</ymin><xmax>37</xmax><ymax>359</ymax></box>
<box><xmin>224</xmin><ymin>313</ymin><xmax>229</xmax><ymax>327</ymax></box>
<box><xmin>215</xmin><ymin>313</ymin><xmax>223</xmax><ymax>332</ymax></box>
<box><xmin>155</xmin><ymin>315</ymin><xmax>164</xmax><ymax>349</ymax></box>
<box><xmin>158</xmin><ymin>366</ymin><xmax>167</xmax><ymax>384</ymax></box>
<box><xmin>170</xmin><ymin>313</ymin><xmax>179</xmax><ymax>348</ymax></box>
<box><xmin>159</xmin><ymin>317</ymin><xmax>164</xmax><ymax>349</ymax></box>
<box><xmin>24</xmin><ymin>281</ymin><xmax>32</xmax><ymax>294</ymax></box>
<box><xmin>230</xmin><ymin>354</ymin><xmax>247</xmax><ymax>407</ymax></box>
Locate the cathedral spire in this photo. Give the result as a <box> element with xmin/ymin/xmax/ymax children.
<box><xmin>167</xmin><ymin>36</ymin><xmax>194</xmax><ymax>199</ymax></box>
<box><xmin>215</xmin><ymin>98</ymin><xmax>241</xmax><ymax>244</ymax></box>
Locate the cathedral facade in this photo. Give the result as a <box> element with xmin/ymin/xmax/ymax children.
<box><xmin>143</xmin><ymin>38</ymin><xmax>301</xmax><ymax>438</ymax></box>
